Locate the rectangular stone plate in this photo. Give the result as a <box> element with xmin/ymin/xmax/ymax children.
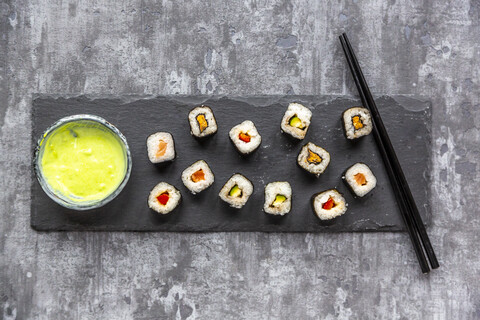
<box><xmin>31</xmin><ymin>95</ymin><xmax>431</xmax><ymax>232</ymax></box>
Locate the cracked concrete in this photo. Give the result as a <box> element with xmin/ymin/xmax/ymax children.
<box><xmin>1</xmin><ymin>0</ymin><xmax>479</xmax><ymax>319</ymax></box>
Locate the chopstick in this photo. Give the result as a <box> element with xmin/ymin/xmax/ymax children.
<box><xmin>340</xmin><ymin>33</ymin><xmax>439</xmax><ymax>273</ymax></box>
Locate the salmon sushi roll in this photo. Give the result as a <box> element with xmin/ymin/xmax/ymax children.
<box><xmin>342</xmin><ymin>107</ymin><xmax>373</xmax><ymax>139</ymax></box>
<box><xmin>147</xmin><ymin>132</ymin><xmax>176</xmax><ymax>163</ymax></box>
<box><xmin>188</xmin><ymin>105</ymin><xmax>218</xmax><ymax>138</ymax></box>
<box><xmin>343</xmin><ymin>163</ymin><xmax>377</xmax><ymax>197</ymax></box>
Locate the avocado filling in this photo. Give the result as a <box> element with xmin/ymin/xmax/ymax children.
<box><xmin>352</xmin><ymin>115</ymin><xmax>364</xmax><ymax>130</ymax></box>
<box><xmin>271</xmin><ymin>194</ymin><xmax>287</xmax><ymax>207</ymax></box>
<box><xmin>196</xmin><ymin>114</ymin><xmax>208</xmax><ymax>133</ymax></box>
<box><xmin>229</xmin><ymin>185</ymin><xmax>243</xmax><ymax>197</ymax></box>
<box><xmin>306</xmin><ymin>149</ymin><xmax>322</xmax><ymax>164</ymax></box>
<box><xmin>156</xmin><ymin>192</ymin><xmax>169</xmax><ymax>206</ymax></box>
<box><xmin>289</xmin><ymin>115</ymin><xmax>305</xmax><ymax>129</ymax></box>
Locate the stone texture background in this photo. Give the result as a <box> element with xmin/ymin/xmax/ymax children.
<box><xmin>0</xmin><ymin>0</ymin><xmax>479</xmax><ymax>319</ymax></box>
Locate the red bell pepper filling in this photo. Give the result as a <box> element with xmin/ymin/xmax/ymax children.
<box><xmin>156</xmin><ymin>192</ymin><xmax>169</xmax><ymax>206</ymax></box>
<box><xmin>239</xmin><ymin>132</ymin><xmax>251</xmax><ymax>143</ymax></box>
<box><xmin>322</xmin><ymin>197</ymin><xmax>335</xmax><ymax>210</ymax></box>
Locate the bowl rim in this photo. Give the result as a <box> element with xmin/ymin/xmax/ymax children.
<box><xmin>34</xmin><ymin>114</ymin><xmax>132</xmax><ymax>211</ymax></box>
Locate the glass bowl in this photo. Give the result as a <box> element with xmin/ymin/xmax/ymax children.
<box><xmin>34</xmin><ymin>114</ymin><xmax>132</xmax><ymax>210</ymax></box>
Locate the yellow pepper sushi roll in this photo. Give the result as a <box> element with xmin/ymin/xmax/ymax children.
<box><xmin>342</xmin><ymin>107</ymin><xmax>372</xmax><ymax>139</ymax></box>
<box><xmin>188</xmin><ymin>105</ymin><xmax>218</xmax><ymax>138</ymax></box>
<box><xmin>297</xmin><ymin>142</ymin><xmax>330</xmax><ymax>176</ymax></box>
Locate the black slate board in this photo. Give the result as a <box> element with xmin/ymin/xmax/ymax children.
<box><xmin>31</xmin><ymin>95</ymin><xmax>431</xmax><ymax>232</ymax></box>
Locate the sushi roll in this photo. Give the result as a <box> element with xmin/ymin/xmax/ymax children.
<box><xmin>148</xmin><ymin>182</ymin><xmax>181</xmax><ymax>214</ymax></box>
<box><xmin>297</xmin><ymin>142</ymin><xmax>330</xmax><ymax>176</ymax></box>
<box><xmin>188</xmin><ymin>105</ymin><xmax>218</xmax><ymax>138</ymax></box>
<box><xmin>181</xmin><ymin>160</ymin><xmax>214</xmax><ymax>194</ymax></box>
<box><xmin>219</xmin><ymin>174</ymin><xmax>254</xmax><ymax>209</ymax></box>
<box><xmin>342</xmin><ymin>107</ymin><xmax>373</xmax><ymax>139</ymax></box>
<box><xmin>343</xmin><ymin>163</ymin><xmax>377</xmax><ymax>197</ymax></box>
<box><xmin>229</xmin><ymin>120</ymin><xmax>262</xmax><ymax>155</ymax></box>
<box><xmin>312</xmin><ymin>189</ymin><xmax>347</xmax><ymax>220</ymax></box>
<box><xmin>263</xmin><ymin>181</ymin><xmax>292</xmax><ymax>216</ymax></box>
<box><xmin>147</xmin><ymin>132</ymin><xmax>176</xmax><ymax>163</ymax></box>
<box><xmin>280</xmin><ymin>103</ymin><xmax>312</xmax><ymax>139</ymax></box>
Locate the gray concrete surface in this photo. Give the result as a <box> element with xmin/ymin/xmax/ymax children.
<box><xmin>0</xmin><ymin>0</ymin><xmax>479</xmax><ymax>319</ymax></box>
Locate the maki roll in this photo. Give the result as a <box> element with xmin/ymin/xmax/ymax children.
<box><xmin>297</xmin><ymin>142</ymin><xmax>330</xmax><ymax>176</ymax></box>
<box><xmin>219</xmin><ymin>173</ymin><xmax>254</xmax><ymax>209</ymax></box>
<box><xmin>147</xmin><ymin>132</ymin><xmax>176</xmax><ymax>164</ymax></box>
<box><xmin>188</xmin><ymin>105</ymin><xmax>218</xmax><ymax>138</ymax></box>
<box><xmin>181</xmin><ymin>160</ymin><xmax>214</xmax><ymax>194</ymax></box>
<box><xmin>263</xmin><ymin>181</ymin><xmax>292</xmax><ymax>216</ymax></box>
<box><xmin>343</xmin><ymin>163</ymin><xmax>377</xmax><ymax>197</ymax></box>
<box><xmin>342</xmin><ymin>107</ymin><xmax>372</xmax><ymax>139</ymax></box>
<box><xmin>312</xmin><ymin>189</ymin><xmax>347</xmax><ymax>220</ymax></box>
<box><xmin>280</xmin><ymin>103</ymin><xmax>312</xmax><ymax>139</ymax></box>
<box><xmin>148</xmin><ymin>182</ymin><xmax>181</xmax><ymax>214</ymax></box>
<box><xmin>229</xmin><ymin>120</ymin><xmax>262</xmax><ymax>155</ymax></box>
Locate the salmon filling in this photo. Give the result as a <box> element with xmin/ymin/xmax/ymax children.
<box><xmin>306</xmin><ymin>149</ymin><xmax>322</xmax><ymax>164</ymax></box>
<box><xmin>191</xmin><ymin>169</ymin><xmax>205</xmax><ymax>182</ymax></box>
<box><xmin>196</xmin><ymin>114</ymin><xmax>208</xmax><ymax>133</ymax></box>
<box><xmin>156</xmin><ymin>192</ymin><xmax>169</xmax><ymax>205</ymax></box>
<box><xmin>156</xmin><ymin>139</ymin><xmax>167</xmax><ymax>157</ymax></box>
<box><xmin>354</xmin><ymin>173</ymin><xmax>367</xmax><ymax>186</ymax></box>
<box><xmin>322</xmin><ymin>197</ymin><xmax>336</xmax><ymax>210</ymax></box>
<box><xmin>352</xmin><ymin>116</ymin><xmax>364</xmax><ymax>130</ymax></box>
<box><xmin>239</xmin><ymin>132</ymin><xmax>251</xmax><ymax>143</ymax></box>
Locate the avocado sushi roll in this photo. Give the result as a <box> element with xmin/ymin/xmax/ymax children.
<box><xmin>343</xmin><ymin>163</ymin><xmax>377</xmax><ymax>197</ymax></box>
<box><xmin>280</xmin><ymin>103</ymin><xmax>312</xmax><ymax>139</ymax></box>
<box><xmin>181</xmin><ymin>160</ymin><xmax>214</xmax><ymax>194</ymax></box>
<box><xmin>188</xmin><ymin>105</ymin><xmax>218</xmax><ymax>138</ymax></box>
<box><xmin>263</xmin><ymin>181</ymin><xmax>292</xmax><ymax>215</ymax></box>
<box><xmin>297</xmin><ymin>142</ymin><xmax>330</xmax><ymax>176</ymax></box>
<box><xmin>312</xmin><ymin>189</ymin><xmax>347</xmax><ymax>220</ymax></box>
<box><xmin>147</xmin><ymin>132</ymin><xmax>176</xmax><ymax>163</ymax></box>
<box><xmin>219</xmin><ymin>173</ymin><xmax>254</xmax><ymax>209</ymax></box>
<box><xmin>342</xmin><ymin>107</ymin><xmax>373</xmax><ymax>139</ymax></box>
<box><xmin>148</xmin><ymin>182</ymin><xmax>181</xmax><ymax>214</ymax></box>
<box><xmin>229</xmin><ymin>120</ymin><xmax>262</xmax><ymax>155</ymax></box>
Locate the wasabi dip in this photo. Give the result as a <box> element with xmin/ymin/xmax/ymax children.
<box><xmin>39</xmin><ymin>120</ymin><xmax>128</xmax><ymax>203</ymax></box>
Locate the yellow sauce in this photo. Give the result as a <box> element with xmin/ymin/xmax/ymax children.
<box><xmin>40</xmin><ymin>123</ymin><xmax>127</xmax><ymax>202</ymax></box>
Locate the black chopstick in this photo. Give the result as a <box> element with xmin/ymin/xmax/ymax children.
<box><xmin>340</xmin><ymin>33</ymin><xmax>439</xmax><ymax>272</ymax></box>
